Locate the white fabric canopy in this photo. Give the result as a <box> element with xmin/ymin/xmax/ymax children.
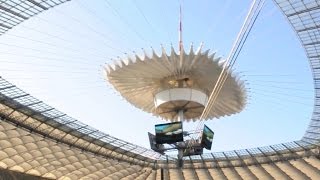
<box><xmin>105</xmin><ymin>45</ymin><xmax>247</xmax><ymax>121</ymax></box>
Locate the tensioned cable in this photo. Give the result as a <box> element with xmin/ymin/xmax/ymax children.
<box><xmin>247</xmin><ymin>101</ymin><xmax>312</xmax><ymax>122</ymax></box>
<box><xmin>0</xmin><ymin>51</ymin><xmax>98</xmax><ymax>67</ymax></box>
<box><xmin>251</xmin><ymin>95</ymin><xmax>312</xmax><ymax>110</ymax></box>
<box><xmin>131</xmin><ymin>0</ymin><xmax>167</xmax><ymax>41</ymax></box>
<box><xmin>0</xmin><ymin>2</ymin><xmax>171</xmax><ymax>86</ymax></box>
<box><xmin>5</xmin><ymin>75</ymin><xmax>104</xmax><ymax>80</ymax></box>
<box><xmin>4</xmin><ymin>34</ymin><xmax>110</xmax><ymax>60</ymax></box>
<box><xmin>247</xmin><ymin>83</ymin><xmax>313</xmax><ymax>92</ymax></box>
<box><xmin>200</xmin><ymin>0</ymin><xmax>263</xmax><ymax>119</ymax></box>
<box><xmin>15</xmin><ymin>18</ymin><xmax>125</xmax><ymax>55</ymax></box>
<box><xmin>204</xmin><ymin>0</ymin><xmax>232</xmax><ymax>38</ymax></box>
<box><xmin>13</xmin><ymin>0</ymin><xmax>155</xmax><ymax>62</ymax></box>
<box><xmin>0</xmin><ymin>69</ymin><xmax>94</xmax><ymax>75</ymax></box>
<box><xmin>0</xmin><ymin>44</ymin><xmax>106</xmax><ymax>66</ymax></box>
<box><xmin>32</xmin><ymin>15</ymin><xmax>127</xmax><ymax>57</ymax></box>
<box><xmin>0</xmin><ymin>45</ymin><xmax>105</xmax><ymax>66</ymax></box>
<box><xmin>9</xmin><ymin>85</ymin><xmax>109</xmax><ymax>97</ymax></box>
<box><xmin>23</xmin><ymin>83</ymin><xmax>111</xmax><ymax>94</ymax></box>
<box><xmin>251</xmin><ymin>91</ymin><xmax>312</xmax><ymax>106</ymax></box>
<box><xmin>0</xmin><ymin>61</ymin><xmax>98</xmax><ymax>72</ymax></box>
<box><xmin>74</xmin><ymin>0</ymin><xmax>132</xmax><ymax>51</ymax></box>
<box><xmin>243</xmin><ymin>97</ymin><xmax>311</xmax><ymax>121</ymax></box>
<box><xmin>193</xmin><ymin>0</ymin><xmax>265</xmax><ymax>142</ymax></box>
<box><xmin>251</xmin><ymin>88</ymin><xmax>313</xmax><ymax>100</ymax></box>
<box><xmin>244</xmin><ymin>74</ymin><xmax>297</xmax><ymax>77</ymax></box>
<box><xmin>0</xmin><ymin>42</ymin><xmax>106</xmax><ymax>61</ymax></box>
<box><xmin>12</xmin><ymin>81</ymin><xmax>104</xmax><ymax>90</ymax></box>
<box><xmin>239</xmin><ymin>69</ymin><xmax>310</xmax><ymax>74</ymax></box>
<box><xmin>52</xmin><ymin>7</ymin><xmax>126</xmax><ymax>54</ymax></box>
<box><xmin>102</xmin><ymin>0</ymin><xmax>151</xmax><ymax>44</ymax></box>
<box><xmin>247</xmin><ymin>79</ymin><xmax>309</xmax><ymax>84</ymax></box>
<box><xmin>19</xmin><ymin>24</ymin><xmax>76</xmax><ymax>45</ymax></box>
<box><xmin>200</xmin><ymin>0</ymin><xmax>264</xmax><ymax>119</ymax></box>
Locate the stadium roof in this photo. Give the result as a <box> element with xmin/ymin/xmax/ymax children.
<box><xmin>0</xmin><ymin>0</ymin><xmax>319</xmax><ymax>179</ymax></box>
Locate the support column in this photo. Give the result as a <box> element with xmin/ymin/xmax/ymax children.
<box><xmin>177</xmin><ymin>110</ymin><xmax>184</xmax><ymax>168</ymax></box>
<box><xmin>177</xmin><ymin>110</ymin><xmax>184</xmax><ymax>122</ymax></box>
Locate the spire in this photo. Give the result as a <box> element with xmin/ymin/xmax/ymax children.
<box><xmin>179</xmin><ymin>4</ymin><xmax>183</xmax><ymax>53</ymax></box>
<box><xmin>178</xmin><ymin>4</ymin><xmax>184</xmax><ymax>75</ymax></box>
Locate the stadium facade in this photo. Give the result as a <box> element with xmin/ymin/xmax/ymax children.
<box><xmin>0</xmin><ymin>0</ymin><xmax>319</xmax><ymax>179</ymax></box>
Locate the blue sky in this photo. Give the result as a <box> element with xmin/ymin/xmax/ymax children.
<box><xmin>0</xmin><ymin>0</ymin><xmax>314</xmax><ymax>152</ymax></box>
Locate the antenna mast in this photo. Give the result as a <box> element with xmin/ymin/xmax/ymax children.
<box><xmin>179</xmin><ymin>4</ymin><xmax>183</xmax><ymax>53</ymax></box>
<box><xmin>178</xmin><ymin>4</ymin><xmax>184</xmax><ymax>76</ymax></box>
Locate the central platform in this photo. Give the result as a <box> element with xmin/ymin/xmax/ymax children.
<box><xmin>104</xmin><ymin>45</ymin><xmax>247</xmax><ymax>121</ymax></box>
<box><xmin>154</xmin><ymin>88</ymin><xmax>208</xmax><ymax>120</ymax></box>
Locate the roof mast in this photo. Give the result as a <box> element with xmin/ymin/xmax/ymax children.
<box><xmin>178</xmin><ymin>4</ymin><xmax>184</xmax><ymax>77</ymax></box>
<box><xmin>179</xmin><ymin>4</ymin><xmax>183</xmax><ymax>53</ymax></box>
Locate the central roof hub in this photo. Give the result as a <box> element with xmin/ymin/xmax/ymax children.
<box><xmin>104</xmin><ymin>44</ymin><xmax>247</xmax><ymax>121</ymax></box>
<box><xmin>154</xmin><ymin>88</ymin><xmax>208</xmax><ymax>120</ymax></box>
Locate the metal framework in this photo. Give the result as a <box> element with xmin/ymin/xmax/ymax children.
<box><xmin>0</xmin><ymin>0</ymin><xmax>70</xmax><ymax>35</ymax></box>
<box><xmin>0</xmin><ymin>77</ymin><xmax>166</xmax><ymax>165</ymax></box>
<box><xmin>274</xmin><ymin>0</ymin><xmax>320</xmax><ymax>144</ymax></box>
<box><xmin>0</xmin><ymin>0</ymin><xmax>319</xmax><ymax>179</ymax></box>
